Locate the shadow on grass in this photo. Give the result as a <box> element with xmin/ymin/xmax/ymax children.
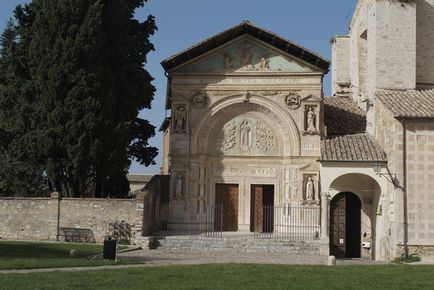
<box><xmin>0</xmin><ymin>241</ymin><xmax>102</xmax><ymax>259</ymax></box>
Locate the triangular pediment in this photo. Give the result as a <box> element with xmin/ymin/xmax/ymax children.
<box><xmin>174</xmin><ymin>36</ymin><xmax>317</xmax><ymax>74</ymax></box>
<box><xmin>161</xmin><ymin>21</ymin><xmax>330</xmax><ymax>73</ymax></box>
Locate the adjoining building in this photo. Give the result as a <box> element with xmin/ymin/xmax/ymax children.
<box><xmin>158</xmin><ymin>0</ymin><xmax>434</xmax><ymax>261</ymax></box>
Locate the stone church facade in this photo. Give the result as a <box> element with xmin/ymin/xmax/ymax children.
<box><xmin>160</xmin><ymin>0</ymin><xmax>434</xmax><ymax>261</ymax></box>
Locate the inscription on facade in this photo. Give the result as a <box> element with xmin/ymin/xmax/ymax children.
<box><xmin>215</xmin><ymin>165</ymin><xmax>277</xmax><ymax>177</ymax></box>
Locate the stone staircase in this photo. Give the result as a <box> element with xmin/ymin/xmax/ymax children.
<box><xmin>136</xmin><ymin>234</ymin><xmax>322</xmax><ymax>255</ymax></box>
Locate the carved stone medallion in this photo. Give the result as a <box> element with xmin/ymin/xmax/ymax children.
<box><xmin>284</xmin><ymin>93</ymin><xmax>301</xmax><ymax>110</ymax></box>
<box><xmin>191</xmin><ymin>93</ymin><xmax>208</xmax><ymax>109</ymax></box>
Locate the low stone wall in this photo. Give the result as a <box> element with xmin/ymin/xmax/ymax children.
<box><xmin>0</xmin><ymin>195</ymin><xmax>144</xmax><ymax>243</ymax></box>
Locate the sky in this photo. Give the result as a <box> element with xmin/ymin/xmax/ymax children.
<box><xmin>0</xmin><ymin>0</ymin><xmax>357</xmax><ymax>174</ymax></box>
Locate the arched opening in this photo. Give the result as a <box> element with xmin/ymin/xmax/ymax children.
<box><xmin>330</xmin><ymin>192</ymin><xmax>362</xmax><ymax>258</ymax></box>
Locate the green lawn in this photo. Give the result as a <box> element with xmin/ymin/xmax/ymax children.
<box><xmin>1</xmin><ymin>264</ymin><xmax>434</xmax><ymax>290</ymax></box>
<box><xmin>0</xmin><ymin>241</ymin><xmax>133</xmax><ymax>270</ymax></box>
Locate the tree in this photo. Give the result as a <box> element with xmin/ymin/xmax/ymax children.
<box><xmin>0</xmin><ymin>0</ymin><xmax>158</xmax><ymax>197</ymax></box>
<box><xmin>0</xmin><ymin>17</ymin><xmax>48</xmax><ymax>197</ymax></box>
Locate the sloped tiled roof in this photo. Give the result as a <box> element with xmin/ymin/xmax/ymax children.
<box><xmin>320</xmin><ymin>133</ymin><xmax>387</xmax><ymax>162</ymax></box>
<box><xmin>324</xmin><ymin>97</ymin><xmax>366</xmax><ymax>136</ymax></box>
<box><xmin>376</xmin><ymin>89</ymin><xmax>434</xmax><ymax>119</ymax></box>
<box><xmin>161</xmin><ymin>21</ymin><xmax>330</xmax><ymax>72</ymax></box>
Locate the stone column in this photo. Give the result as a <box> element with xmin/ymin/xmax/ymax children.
<box><xmin>320</xmin><ymin>191</ymin><xmax>330</xmax><ymax>256</ymax></box>
<box><xmin>198</xmin><ymin>165</ymin><xmax>206</xmax><ymax>214</ymax></box>
<box><xmin>320</xmin><ymin>191</ymin><xmax>330</xmax><ymax>239</ymax></box>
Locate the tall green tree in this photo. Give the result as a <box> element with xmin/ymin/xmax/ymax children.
<box><xmin>0</xmin><ymin>18</ymin><xmax>48</xmax><ymax>197</ymax></box>
<box><xmin>0</xmin><ymin>0</ymin><xmax>158</xmax><ymax>197</ymax></box>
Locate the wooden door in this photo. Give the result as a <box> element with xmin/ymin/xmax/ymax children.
<box><xmin>330</xmin><ymin>193</ymin><xmax>346</xmax><ymax>258</ymax></box>
<box><xmin>330</xmin><ymin>192</ymin><xmax>362</xmax><ymax>258</ymax></box>
<box><xmin>215</xmin><ymin>184</ymin><xmax>238</xmax><ymax>231</ymax></box>
<box><xmin>250</xmin><ymin>185</ymin><xmax>263</xmax><ymax>232</ymax></box>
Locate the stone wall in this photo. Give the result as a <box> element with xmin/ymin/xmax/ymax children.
<box><xmin>0</xmin><ymin>195</ymin><xmax>145</xmax><ymax>243</ymax></box>
<box><xmin>416</xmin><ymin>0</ymin><xmax>434</xmax><ymax>88</ymax></box>
<box><xmin>406</xmin><ymin>120</ymin><xmax>434</xmax><ymax>246</ymax></box>
<box><xmin>331</xmin><ymin>36</ymin><xmax>350</xmax><ymax>97</ymax></box>
<box><xmin>374</xmin><ymin>0</ymin><xmax>417</xmax><ymax>91</ymax></box>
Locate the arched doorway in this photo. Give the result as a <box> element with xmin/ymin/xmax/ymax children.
<box><xmin>330</xmin><ymin>192</ymin><xmax>361</xmax><ymax>258</ymax></box>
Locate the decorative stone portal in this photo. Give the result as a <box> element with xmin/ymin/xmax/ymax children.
<box><xmin>161</xmin><ymin>22</ymin><xmax>328</xmax><ymax>254</ymax></box>
<box><xmin>329</xmin><ymin>192</ymin><xmax>362</xmax><ymax>258</ymax></box>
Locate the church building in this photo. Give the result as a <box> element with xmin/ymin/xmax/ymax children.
<box><xmin>158</xmin><ymin>0</ymin><xmax>434</xmax><ymax>261</ymax></box>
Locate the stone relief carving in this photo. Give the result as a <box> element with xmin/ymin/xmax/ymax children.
<box><xmin>284</xmin><ymin>93</ymin><xmax>301</xmax><ymax>110</ymax></box>
<box><xmin>174</xmin><ymin>104</ymin><xmax>187</xmax><ymax>132</ymax></box>
<box><xmin>224</xmin><ymin>52</ymin><xmax>233</xmax><ymax>69</ymax></box>
<box><xmin>241</xmin><ymin>42</ymin><xmax>254</xmax><ymax>69</ymax></box>
<box><xmin>175</xmin><ymin>174</ymin><xmax>184</xmax><ymax>199</ymax></box>
<box><xmin>221</xmin><ymin>121</ymin><xmax>237</xmax><ymax>150</ymax></box>
<box><xmin>191</xmin><ymin>93</ymin><xmax>208</xmax><ymax>108</ymax></box>
<box><xmin>291</xmin><ymin>183</ymin><xmax>299</xmax><ymax>199</ymax></box>
<box><xmin>216</xmin><ymin>116</ymin><xmax>277</xmax><ymax>156</ymax></box>
<box><xmin>306</xmin><ymin>107</ymin><xmax>317</xmax><ymax>132</ymax></box>
<box><xmin>240</xmin><ymin>120</ymin><xmax>252</xmax><ymax>151</ymax></box>
<box><xmin>255</xmin><ymin>121</ymin><xmax>275</xmax><ymax>151</ymax></box>
<box><xmin>259</xmin><ymin>57</ymin><xmax>270</xmax><ymax>71</ymax></box>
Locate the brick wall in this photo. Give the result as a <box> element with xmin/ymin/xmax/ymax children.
<box><xmin>0</xmin><ymin>196</ymin><xmax>144</xmax><ymax>243</ymax></box>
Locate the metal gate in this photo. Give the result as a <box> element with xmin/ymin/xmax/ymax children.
<box><xmin>159</xmin><ymin>203</ymin><xmax>223</xmax><ymax>237</ymax></box>
<box><xmin>254</xmin><ymin>204</ymin><xmax>321</xmax><ymax>240</ymax></box>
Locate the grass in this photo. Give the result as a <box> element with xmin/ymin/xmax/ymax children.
<box><xmin>1</xmin><ymin>264</ymin><xmax>434</xmax><ymax>290</ymax></box>
<box><xmin>0</xmin><ymin>241</ymin><xmax>134</xmax><ymax>270</ymax></box>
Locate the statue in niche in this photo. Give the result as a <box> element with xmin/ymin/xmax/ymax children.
<box><xmin>259</xmin><ymin>57</ymin><xmax>270</xmax><ymax>70</ymax></box>
<box><xmin>241</xmin><ymin>42</ymin><xmax>253</xmax><ymax>68</ymax></box>
<box><xmin>240</xmin><ymin>120</ymin><xmax>251</xmax><ymax>151</ymax></box>
<box><xmin>175</xmin><ymin>175</ymin><xmax>183</xmax><ymax>199</ymax></box>
<box><xmin>224</xmin><ymin>53</ymin><xmax>233</xmax><ymax>69</ymax></box>
<box><xmin>306</xmin><ymin>107</ymin><xmax>317</xmax><ymax>132</ymax></box>
<box><xmin>174</xmin><ymin>105</ymin><xmax>186</xmax><ymax>131</ymax></box>
<box><xmin>305</xmin><ymin>176</ymin><xmax>314</xmax><ymax>201</ymax></box>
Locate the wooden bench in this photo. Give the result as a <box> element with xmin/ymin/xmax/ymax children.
<box><xmin>59</xmin><ymin>227</ymin><xmax>96</xmax><ymax>243</ymax></box>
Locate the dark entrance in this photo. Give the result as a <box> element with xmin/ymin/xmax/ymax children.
<box><xmin>250</xmin><ymin>185</ymin><xmax>274</xmax><ymax>233</ymax></box>
<box><xmin>329</xmin><ymin>192</ymin><xmax>361</xmax><ymax>258</ymax></box>
<box><xmin>215</xmin><ymin>184</ymin><xmax>239</xmax><ymax>231</ymax></box>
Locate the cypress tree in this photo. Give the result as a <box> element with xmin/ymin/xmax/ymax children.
<box><xmin>0</xmin><ymin>1</ymin><xmax>158</xmax><ymax>197</ymax></box>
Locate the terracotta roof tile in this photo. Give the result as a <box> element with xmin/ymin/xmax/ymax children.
<box><xmin>324</xmin><ymin>97</ymin><xmax>366</xmax><ymax>135</ymax></box>
<box><xmin>376</xmin><ymin>90</ymin><xmax>434</xmax><ymax>119</ymax></box>
<box><xmin>320</xmin><ymin>133</ymin><xmax>387</xmax><ymax>162</ymax></box>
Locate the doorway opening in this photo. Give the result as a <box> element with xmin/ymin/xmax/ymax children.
<box><xmin>250</xmin><ymin>184</ymin><xmax>274</xmax><ymax>233</ymax></box>
<box><xmin>215</xmin><ymin>183</ymin><xmax>239</xmax><ymax>231</ymax></box>
<box><xmin>329</xmin><ymin>192</ymin><xmax>362</xmax><ymax>258</ymax></box>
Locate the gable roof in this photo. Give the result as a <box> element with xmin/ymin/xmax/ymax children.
<box><xmin>324</xmin><ymin>96</ymin><xmax>366</xmax><ymax>136</ymax></box>
<box><xmin>376</xmin><ymin>89</ymin><xmax>434</xmax><ymax>119</ymax></box>
<box><xmin>161</xmin><ymin>21</ymin><xmax>330</xmax><ymax>73</ymax></box>
<box><xmin>320</xmin><ymin>133</ymin><xmax>387</xmax><ymax>162</ymax></box>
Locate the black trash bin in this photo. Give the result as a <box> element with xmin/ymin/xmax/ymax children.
<box><xmin>103</xmin><ymin>237</ymin><xmax>117</xmax><ymax>260</ymax></box>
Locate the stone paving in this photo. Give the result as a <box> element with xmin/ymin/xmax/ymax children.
<box><xmin>117</xmin><ymin>248</ymin><xmax>385</xmax><ymax>266</ymax></box>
